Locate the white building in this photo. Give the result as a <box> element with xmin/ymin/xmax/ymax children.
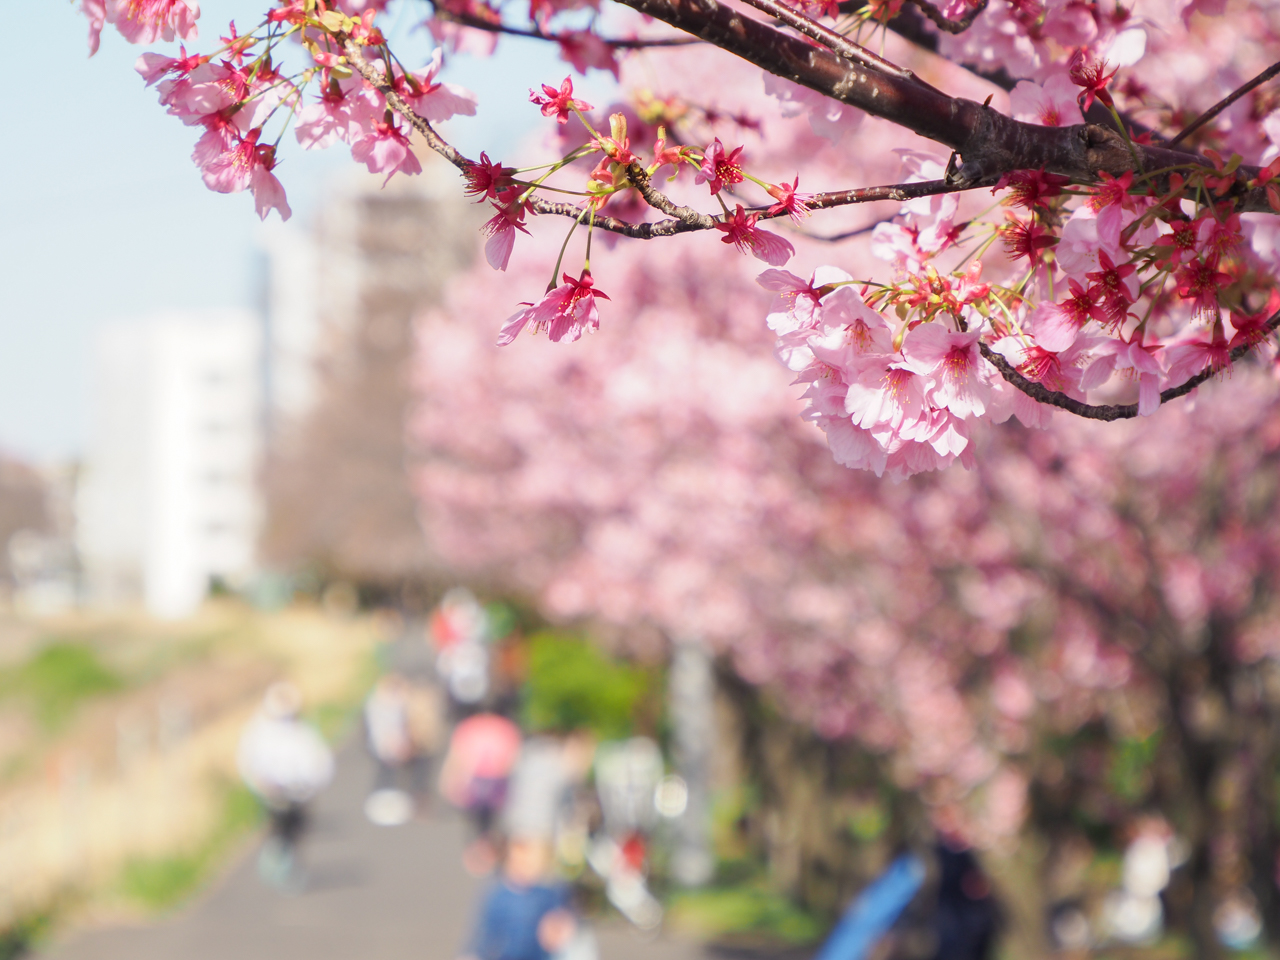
<box><xmin>76</xmin><ymin>312</ymin><xmax>263</xmax><ymax>618</ymax></box>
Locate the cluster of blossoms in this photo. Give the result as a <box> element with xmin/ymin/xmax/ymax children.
<box><xmin>768</xmin><ymin>40</ymin><xmax>1280</xmax><ymax>479</ymax></box>
<box><xmin>472</xmin><ymin>77</ymin><xmax>814</xmax><ymax>344</ymax></box>
<box><xmin>84</xmin><ymin>0</ymin><xmax>1280</xmax><ymax>482</ymax></box>
<box><xmin>82</xmin><ymin>0</ymin><xmax>200</xmax><ymax>55</ymax></box>
<box><xmin>86</xmin><ymin>0</ymin><xmax>477</xmax><ymax>222</ymax></box>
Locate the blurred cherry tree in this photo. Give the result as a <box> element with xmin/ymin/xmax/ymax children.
<box><xmin>409</xmin><ymin>178</ymin><xmax>1280</xmax><ymax>953</ymax></box>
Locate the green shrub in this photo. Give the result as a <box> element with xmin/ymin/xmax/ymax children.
<box><xmin>522</xmin><ymin>632</ymin><xmax>650</xmax><ymax>739</ymax></box>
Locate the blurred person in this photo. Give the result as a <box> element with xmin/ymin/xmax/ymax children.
<box><xmin>432</xmin><ymin>588</ymin><xmax>493</xmax><ymax>716</ymax></box>
<box><xmin>430</xmin><ymin>587</ymin><xmax>488</xmax><ymax>653</ymax></box>
<box><xmin>1101</xmin><ymin>814</ymin><xmax>1182</xmax><ymax>946</ymax></box>
<box><xmin>503</xmin><ymin>729</ymin><xmax>595</xmax><ymax>847</ymax></box>
<box><xmin>459</xmin><ymin>835</ymin><xmax>589</xmax><ymax>960</ymax></box>
<box><xmin>588</xmin><ymin>737</ymin><xmax>665</xmax><ymax>929</ymax></box>
<box><xmin>441</xmin><ymin>711</ymin><xmax>522</xmax><ymax>874</ymax></box>
<box><xmin>406</xmin><ymin>672</ymin><xmax>447</xmax><ymax>786</ymax></box>
<box><xmin>363</xmin><ymin>673</ymin><xmax>417</xmax><ymax>825</ymax></box>
<box><xmin>929</xmin><ymin>843</ymin><xmax>999</xmax><ymax>960</ymax></box>
<box><xmin>362</xmin><ymin>673</ymin><xmax>445</xmax><ymax>824</ymax></box>
<box><xmin>237</xmin><ymin>682</ymin><xmax>334</xmax><ymax>889</ymax></box>
<box><xmin>593</xmin><ymin>737</ymin><xmax>663</xmax><ymax>841</ymax></box>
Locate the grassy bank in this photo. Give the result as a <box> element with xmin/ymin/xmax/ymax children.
<box><xmin>0</xmin><ymin>602</ymin><xmax>387</xmax><ymax>942</ymax></box>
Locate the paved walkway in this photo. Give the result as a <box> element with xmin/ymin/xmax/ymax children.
<box><xmin>39</xmin><ymin>742</ymin><xmax>705</xmax><ymax>960</ymax></box>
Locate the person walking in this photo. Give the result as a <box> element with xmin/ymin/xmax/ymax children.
<box><xmin>363</xmin><ymin>672</ymin><xmax>443</xmax><ymax>825</ymax></box>
<box><xmin>237</xmin><ymin>682</ymin><xmax>334</xmax><ymax>889</ymax></box>
<box><xmin>440</xmin><ymin>711</ymin><xmax>522</xmax><ymax>875</ymax></box>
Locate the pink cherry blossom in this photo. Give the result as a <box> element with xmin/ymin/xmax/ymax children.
<box><xmin>1086</xmin><ymin>250</ymin><xmax>1139</xmax><ymax>329</ymax></box>
<box><xmin>696</xmin><ymin>139</ymin><xmax>746</xmax><ymax>195</ymax></box>
<box><xmin>396</xmin><ymin>50</ymin><xmax>479</xmax><ymax>122</ymax></box>
<box><xmin>1008</xmin><ymin>73</ymin><xmax>1085</xmax><ymax>127</ymax></box>
<box><xmin>199</xmin><ymin>128</ymin><xmax>291</xmax><ymax>221</ymax></box>
<box><xmin>1068</xmin><ymin>50</ymin><xmax>1117</xmax><ymax>112</ymax></box>
<box><xmin>714</xmin><ymin>206</ymin><xmax>795</xmax><ymax>266</ymax></box>
<box><xmin>82</xmin><ymin>0</ymin><xmax>108</xmax><ymax>54</ymax></box>
<box><xmin>294</xmin><ymin>76</ymin><xmax>372</xmax><ymax>150</ymax></box>
<box><xmin>994</xmin><ymin>168</ymin><xmax>1070</xmax><ymax>213</ymax></box>
<box><xmin>1088</xmin><ymin>171</ymin><xmax>1138</xmax><ymax>250</ymax></box>
<box><xmin>901</xmin><ymin>324</ymin><xmax>991</xmax><ymax>419</ymax></box>
<box><xmin>497</xmin><ymin>271</ymin><xmax>609</xmax><ymax>345</ymax></box>
<box><xmin>1081</xmin><ymin>335</ymin><xmax>1165</xmax><ymax>416</ymax></box>
<box><xmin>463</xmin><ymin>152</ymin><xmax>516</xmax><ymax>203</ymax></box>
<box><xmin>350</xmin><ymin>118</ymin><xmax>423</xmax><ymax>184</ymax></box>
<box><xmin>1163</xmin><ymin>321</ymin><xmax>1231</xmax><ymax>388</ymax></box>
<box><xmin>1175</xmin><ymin>258</ymin><xmax>1232</xmax><ymax>325</ymax></box>
<box><xmin>845</xmin><ymin>360</ymin><xmax>930</xmax><ymax>433</ymax></box>
<box><xmin>1034</xmin><ymin>280</ymin><xmax>1108</xmax><ymax>352</ymax></box>
<box><xmin>556</xmin><ymin>31</ymin><xmax>619</xmax><ymax>78</ymax></box>
<box><xmin>135</xmin><ymin>47</ymin><xmax>206</xmax><ymax>86</ymax></box>
<box><xmin>757</xmin><ymin>266</ymin><xmax>852</xmax><ymax>335</ymax></box>
<box><xmin>107</xmin><ymin>0</ymin><xmax>200</xmax><ymax>47</ymax></box>
<box><xmin>482</xmin><ymin>189</ymin><xmax>532</xmax><ymax>271</ymax></box>
<box><xmin>765</xmin><ymin>178</ymin><xmax>813</xmax><ymax>222</ymax></box>
<box><xmin>870</xmin><ymin>221</ymin><xmax>927</xmax><ymax>275</ymax></box>
<box><xmin>529</xmin><ymin>76</ymin><xmax>592</xmax><ymax>124</ymax></box>
<box><xmin>1152</xmin><ymin>217</ymin><xmax>1203</xmax><ymax>267</ymax></box>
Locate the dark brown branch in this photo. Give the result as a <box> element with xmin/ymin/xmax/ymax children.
<box><xmin>735</xmin><ymin>0</ymin><xmax>916</xmax><ymax>81</ymax></box>
<box><xmin>978</xmin><ymin>309</ymin><xmax>1280</xmax><ymax>421</ymax></box>
<box><xmin>625</xmin><ymin>162</ymin><xmax>718</xmax><ymax>227</ymax></box>
<box><xmin>839</xmin><ymin>0</ymin><xmax>1158</xmax><ymax>140</ymax></box>
<box><xmin>905</xmin><ymin>0</ymin><xmax>988</xmax><ymax>33</ymax></box>
<box><xmin>1170</xmin><ymin>59</ymin><xmax>1280</xmax><ymax>147</ymax></box>
<box><xmin>530</xmin><ymin>177</ymin><xmax>971</xmax><ymax>237</ymax></box>
<box><xmin>431</xmin><ymin>9</ymin><xmax>702</xmax><ymax>47</ymax></box>
<box><xmin>608</xmin><ymin>0</ymin><xmax>1278</xmax><ymax>210</ymax></box>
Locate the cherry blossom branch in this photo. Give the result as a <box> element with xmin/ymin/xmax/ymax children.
<box><xmin>607</xmin><ymin>0</ymin><xmax>1280</xmax><ymax>212</ymax></box>
<box><xmin>346</xmin><ymin>38</ymin><xmax>978</xmax><ymax>237</ymax></box>
<box><xmin>624</xmin><ymin>162</ymin><xmax>718</xmax><ymax>228</ymax></box>
<box><xmin>905</xmin><ymin>0</ymin><xmax>988</xmax><ymax>34</ymax></box>
<box><xmin>734</xmin><ymin>0</ymin><xmax>917</xmax><ymax>81</ymax></box>
<box><xmin>430</xmin><ymin>9</ymin><xmax>703</xmax><ymax>47</ymax></box>
<box><xmin>978</xmin><ymin>308</ymin><xmax>1280</xmax><ymax>421</ymax></box>
<box><xmin>840</xmin><ymin>1</ymin><xmax>1155</xmax><ymax>140</ymax></box>
<box><xmin>345</xmin><ymin>41</ymin><xmax>470</xmax><ymax>170</ymax></box>
<box><xmin>1169</xmin><ymin>58</ymin><xmax>1280</xmax><ymax>147</ymax></box>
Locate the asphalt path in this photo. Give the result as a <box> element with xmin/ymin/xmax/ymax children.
<box><xmin>39</xmin><ymin>740</ymin><xmax>705</xmax><ymax>960</ymax></box>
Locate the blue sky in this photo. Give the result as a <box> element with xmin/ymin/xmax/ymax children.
<box><xmin>2</xmin><ymin>1</ymin><xmax>616</xmax><ymax>460</ymax></box>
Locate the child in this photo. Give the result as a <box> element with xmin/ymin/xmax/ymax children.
<box><xmin>461</xmin><ymin>835</ymin><xmax>578</xmax><ymax>960</ymax></box>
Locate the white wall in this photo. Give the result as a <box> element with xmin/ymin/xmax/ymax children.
<box><xmin>77</xmin><ymin>312</ymin><xmax>262</xmax><ymax>618</ymax></box>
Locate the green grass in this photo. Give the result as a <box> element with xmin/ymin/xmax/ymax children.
<box><xmin>668</xmin><ymin>885</ymin><xmax>824</xmax><ymax>945</ymax></box>
<box><xmin>0</xmin><ymin>642</ymin><xmax>124</xmax><ymax>731</ymax></box>
<box><xmin>119</xmin><ymin>857</ymin><xmax>205</xmax><ymax>911</ymax></box>
<box><xmin>119</xmin><ymin>783</ymin><xmax>263</xmax><ymax>912</ymax></box>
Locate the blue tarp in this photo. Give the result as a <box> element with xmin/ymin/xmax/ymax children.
<box><xmin>813</xmin><ymin>853</ymin><xmax>927</xmax><ymax>960</ymax></box>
